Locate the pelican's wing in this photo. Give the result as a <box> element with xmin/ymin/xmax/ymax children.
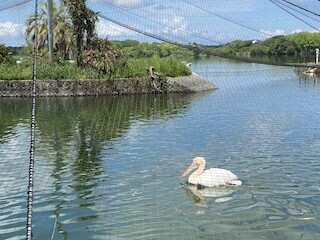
<box><xmin>197</xmin><ymin>168</ymin><xmax>241</xmax><ymax>187</ymax></box>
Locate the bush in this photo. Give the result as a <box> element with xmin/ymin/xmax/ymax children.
<box><xmin>0</xmin><ymin>45</ymin><xmax>14</xmax><ymax>64</ymax></box>
<box><xmin>0</xmin><ymin>56</ymin><xmax>191</xmax><ymax>80</ymax></box>
<box><xmin>122</xmin><ymin>56</ymin><xmax>192</xmax><ymax>78</ymax></box>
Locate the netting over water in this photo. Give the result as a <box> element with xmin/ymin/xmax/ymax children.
<box><xmin>1</xmin><ymin>1</ymin><xmax>320</xmax><ymax>239</ymax></box>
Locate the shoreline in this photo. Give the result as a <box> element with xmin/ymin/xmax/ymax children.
<box><xmin>0</xmin><ymin>73</ymin><xmax>217</xmax><ymax>97</ymax></box>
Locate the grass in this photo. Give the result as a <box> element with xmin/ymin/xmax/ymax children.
<box><xmin>120</xmin><ymin>56</ymin><xmax>192</xmax><ymax>78</ymax></box>
<box><xmin>0</xmin><ymin>56</ymin><xmax>192</xmax><ymax>80</ymax></box>
<box><xmin>0</xmin><ymin>62</ymin><xmax>103</xmax><ymax>80</ymax></box>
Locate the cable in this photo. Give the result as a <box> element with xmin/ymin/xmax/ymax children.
<box><xmin>274</xmin><ymin>0</ymin><xmax>320</xmax><ymax>24</ymax></box>
<box><xmin>98</xmin><ymin>0</ymin><xmax>223</xmax><ymax>44</ymax></box>
<box><xmin>0</xmin><ymin>0</ymin><xmax>32</xmax><ymax>12</ymax></box>
<box><xmin>98</xmin><ymin>13</ymin><xmax>190</xmax><ymax>46</ymax></box>
<box><xmin>26</xmin><ymin>0</ymin><xmax>38</xmax><ymax>239</ymax></box>
<box><xmin>279</xmin><ymin>0</ymin><xmax>320</xmax><ymax>17</ymax></box>
<box><xmin>269</xmin><ymin>0</ymin><xmax>320</xmax><ymax>31</ymax></box>
<box><xmin>180</xmin><ymin>0</ymin><xmax>274</xmax><ymax>37</ymax></box>
<box><xmin>88</xmin><ymin>0</ymin><xmax>156</xmax><ymax>14</ymax></box>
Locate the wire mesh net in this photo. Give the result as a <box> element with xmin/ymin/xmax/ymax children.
<box><xmin>1</xmin><ymin>0</ymin><xmax>320</xmax><ymax>239</ymax></box>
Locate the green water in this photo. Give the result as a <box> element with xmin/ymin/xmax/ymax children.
<box><xmin>1</xmin><ymin>58</ymin><xmax>320</xmax><ymax>239</ymax></box>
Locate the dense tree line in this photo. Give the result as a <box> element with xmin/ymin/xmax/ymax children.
<box><xmin>209</xmin><ymin>32</ymin><xmax>320</xmax><ymax>61</ymax></box>
<box><xmin>111</xmin><ymin>40</ymin><xmax>195</xmax><ymax>59</ymax></box>
<box><xmin>111</xmin><ymin>32</ymin><xmax>320</xmax><ymax>61</ymax></box>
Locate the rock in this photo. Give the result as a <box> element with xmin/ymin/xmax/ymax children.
<box><xmin>167</xmin><ymin>72</ymin><xmax>217</xmax><ymax>93</ymax></box>
<box><xmin>0</xmin><ymin>73</ymin><xmax>217</xmax><ymax>97</ymax></box>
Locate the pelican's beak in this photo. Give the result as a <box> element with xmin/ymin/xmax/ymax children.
<box><xmin>180</xmin><ymin>162</ymin><xmax>197</xmax><ymax>178</ymax></box>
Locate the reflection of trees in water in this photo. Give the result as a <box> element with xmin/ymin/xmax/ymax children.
<box><xmin>0</xmin><ymin>98</ymin><xmax>31</xmax><ymax>141</ymax></box>
<box><xmin>35</xmin><ymin>94</ymin><xmax>194</xmax><ymax>189</ymax></box>
<box><xmin>34</xmin><ymin>93</ymin><xmax>196</xmax><ymax>235</ymax></box>
<box><xmin>35</xmin><ymin>93</ymin><xmax>194</xmax><ymax>142</ymax></box>
<box><xmin>0</xmin><ymin>92</ymin><xmax>208</xmax><ymax>237</ymax></box>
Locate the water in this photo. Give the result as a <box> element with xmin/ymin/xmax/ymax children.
<box><xmin>1</xmin><ymin>58</ymin><xmax>320</xmax><ymax>239</ymax></box>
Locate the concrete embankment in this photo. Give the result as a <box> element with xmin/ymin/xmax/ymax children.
<box><xmin>0</xmin><ymin>73</ymin><xmax>217</xmax><ymax>97</ymax></box>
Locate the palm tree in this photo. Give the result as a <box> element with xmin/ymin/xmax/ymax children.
<box><xmin>25</xmin><ymin>0</ymin><xmax>74</xmax><ymax>60</ymax></box>
<box><xmin>62</xmin><ymin>0</ymin><xmax>97</xmax><ymax>66</ymax></box>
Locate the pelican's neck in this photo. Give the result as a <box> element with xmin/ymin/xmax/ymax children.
<box><xmin>188</xmin><ymin>162</ymin><xmax>205</xmax><ymax>184</ymax></box>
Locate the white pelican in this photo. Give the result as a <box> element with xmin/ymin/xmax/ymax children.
<box><xmin>180</xmin><ymin>157</ymin><xmax>242</xmax><ymax>187</ymax></box>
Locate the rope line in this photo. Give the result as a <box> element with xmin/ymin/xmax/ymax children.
<box><xmin>99</xmin><ymin>0</ymin><xmax>223</xmax><ymax>44</ymax></box>
<box><xmin>269</xmin><ymin>0</ymin><xmax>320</xmax><ymax>31</ymax></box>
<box><xmin>26</xmin><ymin>0</ymin><xmax>38</xmax><ymax>239</ymax></box>
<box><xmin>0</xmin><ymin>0</ymin><xmax>33</xmax><ymax>12</ymax></box>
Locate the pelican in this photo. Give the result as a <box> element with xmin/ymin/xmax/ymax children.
<box><xmin>180</xmin><ymin>157</ymin><xmax>242</xmax><ymax>187</ymax></box>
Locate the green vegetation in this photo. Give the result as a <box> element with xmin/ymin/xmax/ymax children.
<box><xmin>0</xmin><ymin>45</ymin><xmax>14</xmax><ymax>64</ymax></box>
<box><xmin>209</xmin><ymin>32</ymin><xmax>320</xmax><ymax>61</ymax></box>
<box><xmin>112</xmin><ymin>40</ymin><xmax>195</xmax><ymax>59</ymax></box>
<box><xmin>0</xmin><ymin>56</ymin><xmax>191</xmax><ymax>80</ymax></box>
<box><xmin>2</xmin><ymin>0</ymin><xmax>189</xmax><ymax>81</ymax></box>
<box><xmin>4</xmin><ymin>0</ymin><xmax>320</xmax><ymax>82</ymax></box>
<box><xmin>25</xmin><ymin>0</ymin><xmax>73</xmax><ymax>60</ymax></box>
<box><xmin>122</xmin><ymin>56</ymin><xmax>192</xmax><ymax>78</ymax></box>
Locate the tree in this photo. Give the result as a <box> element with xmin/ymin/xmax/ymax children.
<box><xmin>0</xmin><ymin>44</ymin><xmax>14</xmax><ymax>63</ymax></box>
<box><xmin>62</xmin><ymin>0</ymin><xmax>97</xmax><ymax>66</ymax></box>
<box><xmin>83</xmin><ymin>38</ymin><xmax>124</xmax><ymax>76</ymax></box>
<box><xmin>25</xmin><ymin>0</ymin><xmax>73</xmax><ymax>60</ymax></box>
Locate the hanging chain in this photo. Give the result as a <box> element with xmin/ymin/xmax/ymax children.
<box><xmin>26</xmin><ymin>0</ymin><xmax>38</xmax><ymax>239</ymax></box>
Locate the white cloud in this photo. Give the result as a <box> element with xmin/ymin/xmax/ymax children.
<box><xmin>96</xmin><ymin>19</ymin><xmax>132</xmax><ymax>37</ymax></box>
<box><xmin>0</xmin><ymin>21</ymin><xmax>23</xmax><ymax>37</ymax></box>
<box><xmin>291</xmin><ymin>29</ymin><xmax>319</xmax><ymax>34</ymax></box>
<box><xmin>97</xmin><ymin>14</ymin><xmax>190</xmax><ymax>40</ymax></box>
<box><xmin>260</xmin><ymin>28</ymin><xmax>284</xmax><ymax>38</ymax></box>
<box><xmin>292</xmin><ymin>29</ymin><xmax>303</xmax><ymax>34</ymax></box>
<box><xmin>112</xmin><ymin>0</ymin><xmax>142</xmax><ymax>7</ymax></box>
<box><xmin>161</xmin><ymin>16</ymin><xmax>188</xmax><ymax>35</ymax></box>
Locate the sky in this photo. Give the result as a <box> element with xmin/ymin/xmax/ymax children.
<box><xmin>0</xmin><ymin>0</ymin><xmax>320</xmax><ymax>46</ymax></box>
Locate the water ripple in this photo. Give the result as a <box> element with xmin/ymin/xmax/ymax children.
<box><xmin>1</xmin><ymin>60</ymin><xmax>320</xmax><ymax>239</ymax></box>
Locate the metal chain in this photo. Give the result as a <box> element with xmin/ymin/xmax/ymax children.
<box><xmin>26</xmin><ymin>0</ymin><xmax>38</xmax><ymax>239</ymax></box>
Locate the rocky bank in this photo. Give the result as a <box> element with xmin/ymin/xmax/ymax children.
<box><xmin>0</xmin><ymin>73</ymin><xmax>217</xmax><ymax>97</ymax></box>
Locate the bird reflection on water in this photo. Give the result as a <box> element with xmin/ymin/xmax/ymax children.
<box><xmin>183</xmin><ymin>184</ymin><xmax>235</xmax><ymax>206</ymax></box>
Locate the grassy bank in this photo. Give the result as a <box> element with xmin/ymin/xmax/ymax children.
<box><xmin>0</xmin><ymin>56</ymin><xmax>191</xmax><ymax>80</ymax></box>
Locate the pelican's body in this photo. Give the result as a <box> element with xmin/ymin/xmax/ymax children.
<box><xmin>180</xmin><ymin>157</ymin><xmax>242</xmax><ymax>187</ymax></box>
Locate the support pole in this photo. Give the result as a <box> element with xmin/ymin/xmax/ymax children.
<box><xmin>47</xmin><ymin>0</ymin><xmax>54</xmax><ymax>62</ymax></box>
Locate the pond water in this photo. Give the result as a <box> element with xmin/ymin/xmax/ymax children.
<box><xmin>0</xmin><ymin>58</ymin><xmax>320</xmax><ymax>240</ymax></box>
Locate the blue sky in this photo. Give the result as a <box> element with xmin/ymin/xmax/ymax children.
<box><xmin>0</xmin><ymin>0</ymin><xmax>320</xmax><ymax>46</ymax></box>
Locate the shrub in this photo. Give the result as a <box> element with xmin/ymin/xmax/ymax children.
<box><xmin>123</xmin><ymin>56</ymin><xmax>192</xmax><ymax>78</ymax></box>
<box><xmin>0</xmin><ymin>45</ymin><xmax>14</xmax><ymax>64</ymax></box>
<box><xmin>0</xmin><ymin>56</ymin><xmax>191</xmax><ymax>80</ymax></box>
